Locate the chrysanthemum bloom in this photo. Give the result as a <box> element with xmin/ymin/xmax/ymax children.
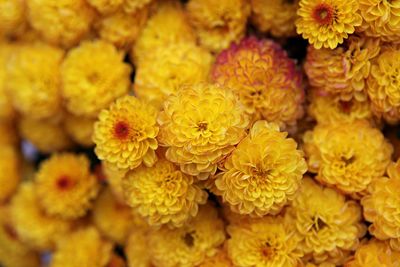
<box><xmin>134</xmin><ymin>42</ymin><xmax>213</xmax><ymax>109</ymax></box>
<box><xmin>0</xmin><ymin>0</ymin><xmax>25</xmax><ymax>38</ymax></box>
<box><xmin>123</xmin><ymin>0</ymin><xmax>152</xmax><ymax>14</ymax></box>
<box><xmin>35</xmin><ymin>153</ymin><xmax>100</xmax><ymax>219</ymax></box>
<box><xmin>11</xmin><ymin>182</ymin><xmax>73</xmax><ymax>251</ymax></box>
<box><xmin>125</xmin><ymin>227</ymin><xmax>152</xmax><ymax>267</ymax></box>
<box><xmin>215</xmin><ymin>121</ymin><xmax>307</xmax><ymax>217</ymax></box>
<box><xmin>102</xmin><ymin>161</ymin><xmax>127</xmax><ymax>201</ymax></box>
<box><xmin>61</xmin><ymin>40</ymin><xmax>131</xmax><ymax>118</ymax></box>
<box><xmin>0</xmin><ymin>146</ymin><xmax>20</xmax><ymax>204</ymax></box>
<box><xmin>148</xmin><ymin>203</ymin><xmax>226</xmax><ymax>267</ymax></box>
<box><xmin>304</xmin><ymin>35</ymin><xmax>380</xmax><ymax>101</ymax></box>
<box><xmin>186</xmin><ymin>0</ymin><xmax>250</xmax><ymax>52</ymax></box>
<box><xmin>27</xmin><ymin>0</ymin><xmax>94</xmax><ymax>48</ymax></box>
<box><xmin>198</xmin><ymin>249</ymin><xmax>233</xmax><ymax>267</ymax></box>
<box><xmin>92</xmin><ymin>188</ymin><xmax>133</xmax><ymax>245</ymax></box>
<box><xmin>296</xmin><ymin>0</ymin><xmax>362</xmax><ymax>49</ymax></box>
<box><xmin>158</xmin><ymin>83</ymin><xmax>249</xmax><ymax>179</ymax></box>
<box><xmin>303</xmin><ymin>120</ymin><xmax>392</xmax><ymax>195</ymax></box>
<box><xmin>250</xmin><ymin>0</ymin><xmax>298</xmax><ymax>37</ymax></box>
<box><xmin>86</xmin><ymin>0</ymin><xmax>123</xmax><ymax>14</ymax></box>
<box><xmin>93</xmin><ymin>95</ymin><xmax>158</xmax><ymax>170</ymax></box>
<box><xmin>344</xmin><ymin>239</ymin><xmax>400</xmax><ymax>267</ymax></box>
<box><xmin>227</xmin><ymin>216</ymin><xmax>303</xmax><ymax>267</ymax></box>
<box><xmin>123</xmin><ymin>158</ymin><xmax>208</xmax><ymax>227</ymax></box>
<box><xmin>212</xmin><ymin>37</ymin><xmax>304</xmax><ymax>128</ymax></box>
<box><xmin>51</xmin><ymin>226</ymin><xmax>113</xmax><ymax>267</ymax></box>
<box><xmin>64</xmin><ymin>113</ymin><xmax>95</xmax><ymax>147</ymax></box>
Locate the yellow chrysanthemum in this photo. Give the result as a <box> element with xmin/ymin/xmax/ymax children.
<box><xmin>186</xmin><ymin>0</ymin><xmax>250</xmax><ymax>52</ymax></box>
<box><xmin>0</xmin><ymin>44</ymin><xmax>15</xmax><ymax>121</ymax></box>
<box><xmin>86</xmin><ymin>0</ymin><xmax>123</xmax><ymax>14</ymax></box>
<box><xmin>64</xmin><ymin>113</ymin><xmax>95</xmax><ymax>147</ymax></box>
<box><xmin>61</xmin><ymin>40</ymin><xmax>131</xmax><ymax>118</ymax></box>
<box><xmin>125</xmin><ymin>227</ymin><xmax>152</xmax><ymax>267</ymax></box>
<box><xmin>158</xmin><ymin>83</ymin><xmax>249</xmax><ymax>179</ymax></box>
<box><xmin>35</xmin><ymin>153</ymin><xmax>100</xmax><ymax>219</ymax></box>
<box><xmin>344</xmin><ymin>239</ymin><xmax>400</xmax><ymax>267</ymax></box>
<box><xmin>296</xmin><ymin>0</ymin><xmax>362</xmax><ymax>49</ymax></box>
<box><xmin>92</xmin><ymin>188</ymin><xmax>133</xmax><ymax>245</ymax></box>
<box><xmin>287</xmin><ymin>177</ymin><xmax>366</xmax><ymax>264</ymax></box>
<box><xmin>11</xmin><ymin>182</ymin><xmax>73</xmax><ymax>251</ymax></box>
<box><xmin>227</xmin><ymin>216</ymin><xmax>303</xmax><ymax>267</ymax></box>
<box><xmin>123</xmin><ymin>0</ymin><xmax>152</xmax><ymax>14</ymax></box>
<box><xmin>0</xmin><ymin>0</ymin><xmax>25</xmax><ymax>38</ymax></box>
<box><xmin>149</xmin><ymin>203</ymin><xmax>226</xmax><ymax>267</ymax></box>
<box><xmin>0</xmin><ymin>146</ymin><xmax>20</xmax><ymax>204</ymax></box>
<box><xmin>250</xmin><ymin>0</ymin><xmax>298</xmax><ymax>37</ymax></box>
<box><xmin>26</xmin><ymin>0</ymin><xmax>95</xmax><ymax>48</ymax></box>
<box><xmin>212</xmin><ymin>37</ymin><xmax>304</xmax><ymax>128</ymax></box>
<box><xmin>304</xmin><ymin>35</ymin><xmax>380</xmax><ymax>101</ymax></box>
<box><xmin>134</xmin><ymin>42</ymin><xmax>213</xmax><ymax>109</ymax></box>
<box><xmin>93</xmin><ymin>95</ymin><xmax>158</xmax><ymax>170</ymax></box>
<box><xmin>198</xmin><ymin>249</ymin><xmax>233</xmax><ymax>267</ymax></box>
<box><xmin>123</xmin><ymin>158</ymin><xmax>208</xmax><ymax>227</ymax></box>
<box><xmin>102</xmin><ymin>161</ymin><xmax>127</xmax><ymax>201</ymax></box>
<box><xmin>215</xmin><ymin>121</ymin><xmax>307</xmax><ymax>217</ymax></box>
<box><xmin>50</xmin><ymin>226</ymin><xmax>113</xmax><ymax>267</ymax></box>
<box><xmin>303</xmin><ymin>120</ymin><xmax>392</xmax><ymax>195</ymax></box>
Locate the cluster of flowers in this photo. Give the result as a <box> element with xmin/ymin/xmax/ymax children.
<box><xmin>1</xmin><ymin>0</ymin><xmax>400</xmax><ymax>266</ymax></box>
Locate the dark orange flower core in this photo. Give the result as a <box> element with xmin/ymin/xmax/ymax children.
<box><xmin>56</xmin><ymin>175</ymin><xmax>74</xmax><ymax>190</ymax></box>
<box><xmin>312</xmin><ymin>3</ymin><xmax>335</xmax><ymax>25</ymax></box>
<box><xmin>114</xmin><ymin>121</ymin><xmax>130</xmax><ymax>140</ymax></box>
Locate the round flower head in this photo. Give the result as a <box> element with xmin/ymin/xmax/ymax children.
<box><xmin>296</xmin><ymin>0</ymin><xmax>362</xmax><ymax>49</ymax></box>
<box><xmin>86</xmin><ymin>0</ymin><xmax>123</xmax><ymax>14</ymax></box>
<box><xmin>11</xmin><ymin>182</ymin><xmax>73</xmax><ymax>251</ymax></box>
<box><xmin>93</xmin><ymin>95</ymin><xmax>159</xmax><ymax>170</ymax></box>
<box><xmin>227</xmin><ymin>216</ymin><xmax>303</xmax><ymax>267</ymax></box>
<box><xmin>212</xmin><ymin>37</ymin><xmax>304</xmax><ymax>128</ymax></box>
<box><xmin>123</xmin><ymin>158</ymin><xmax>208</xmax><ymax>227</ymax></box>
<box><xmin>134</xmin><ymin>42</ymin><xmax>213</xmax><ymax>109</ymax></box>
<box><xmin>305</xmin><ymin>35</ymin><xmax>381</xmax><ymax>102</ymax></box>
<box><xmin>64</xmin><ymin>113</ymin><xmax>95</xmax><ymax>147</ymax></box>
<box><xmin>250</xmin><ymin>0</ymin><xmax>298</xmax><ymax>37</ymax></box>
<box><xmin>148</xmin><ymin>203</ymin><xmax>226</xmax><ymax>267</ymax></box>
<box><xmin>61</xmin><ymin>40</ymin><xmax>131</xmax><ymax>118</ymax></box>
<box><xmin>158</xmin><ymin>83</ymin><xmax>249</xmax><ymax>179</ymax></box>
<box><xmin>303</xmin><ymin>120</ymin><xmax>392</xmax><ymax>195</ymax></box>
<box><xmin>0</xmin><ymin>0</ymin><xmax>25</xmax><ymax>38</ymax></box>
<box><xmin>125</xmin><ymin>227</ymin><xmax>152</xmax><ymax>267</ymax></box>
<box><xmin>186</xmin><ymin>0</ymin><xmax>250</xmax><ymax>52</ymax></box>
<box><xmin>0</xmin><ymin>146</ymin><xmax>20</xmax><ymax>204</ymax></box>
<box><xmin>35</xmin><ymin>153</ymin><xmax>100</xmax><ymax>219</ymax></box>
<box><xmin>123</xmin><ymin>0</ymin><xmax>152</xmax><ymax>14</ymax></box>
<box><xmin>215</xmin><ymin>121</ymin><xmax>307</xmax><ymax>217</ymax></box>
<box><xmin>287</xmin><ymin>177</ymin><xmax>366</xmax><ymax>264</ymax></box>
<box><xmin>102</xmin><ymin>161</ymin><xmax>127</xmax><ymax>201</ymax></box>
<box><xmin>51</xmin><ymin>226</ymin><xmax>113</xmax><ymax>267</ymax></box>
<box><xmin>198</xmin><ymin>249</ymin><xmax>233</xmax><ymax>267</ymax></box>
<box><xmin>26</xmin><ymin>0</ymin><xmax>95</xmax><ymax>48</ymax></box>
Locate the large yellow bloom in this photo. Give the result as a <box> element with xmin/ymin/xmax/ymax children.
<box><xmin>148</xmin><ymin>203</ymin><xmax>226</xmax><ymax>267</ymax></box>
<box><xmin>212</xmin><ymin>37</ymin><xmax>304</xmax><ymax>128</ymax></box>
<box><xmin>296</xmin><ymin>0</ymin><xmax>362</xmax><ymax>49</ymax></box>
<box><xmin>125</xmin><ymin>227</ymin><xmax>152</xmax><ymax>267</ymax></box>
<box><xmin>303</xmin><ymin>120</ymin><xmax>392</xmax><ymax>195</ymax></box>
<box><xmin>0</xmin><ymin>0</ymin><xmax>25</xmax><ymax>38</ymax></box>
<box><xmin>0</xmin><ymin>146</ymin><xmax>20</xmax><ymax>204</ymax></box>
<box><xmin>215</xmin><ymin>121</ymin><xmax>307</xmax><ymax>217</ymax></box>
<box><xmin>35</xmin><ymin>153</ymin><xmax>100</xmax><ymax>219</ymax></box>
<box><xmin>64</xmin><ymin>113</ymin><xmax>95</xmax><ymax>147</ymax></box>
<box><xmin>123</xmin><ymin>158</ymin><xmax>208</xmax><ymax>227</ymax></box>
<box><xmin>93</xmin><ymin>95</ymin><xmax>158</xmax><ymax>170</ymax></box>
<box><xmin>158</xmin><ymin>83</ymin><xmax>249</xmax><ymax>179</ymax></box>
<box><xmin>61</xmin><ymin>40</ymin><xmax>131</xmax><ymax>118</ymax></box>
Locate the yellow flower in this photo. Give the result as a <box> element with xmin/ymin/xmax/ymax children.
<box><xmin>11</xmin><ymin>182</ymin><xmax>74</xmax><ymax>251</ymax></box>
<box><xmin>287</xmin><ymin>177</ymin><xmax>366</xmax><ymax>264</ymax></box>
<box><xmin>7</xmin><ymin>42</ymin><xmax>64</xmax><ymax>120</ymax></box>
<box><xmin>123</xmin><ymin>158</ymin><xmax>208</xmax><ymax>227</ymax></box>
<box><xmin>304</xmin><ymin>35</ymin><xmax>380</xmax><ymax>101</ymax></box>
<box><xmin>186</xmin><ymin>0</ymin><xmax>250</xmax><ymax>52</ymax></box>
<box><xmin>35</xmin><ymin>153</ymin><xmax>100</xmax><ymax>219</ymax></box>
<box><xmin>64</xmin><ymin>113</ymin><xmax>95</xmax><ymax>147</ymax></box>
<box><xmin>227</xmin><ymin>216</ymin><xmax>303</xmax><ymax>267</ymax></box>
<box><xmin>125</xmin><ymin>226</ymin><xmax>152</xmax><ymax>267</ymax></box>
<box><xmin>344</xmin><ymin>239</ymin><xmax>400</xmax><ymax>267</ymax></box>
<box><xmin>215</xmin><ymin>121</ymin><xmax>307</xmax><ymax>217</ymax></box>
<box><xmin>134</xmin><ymin>42</ymin><xmax>213</xmax><ymax>109</ymax></box>
<box><xmin>158</xmin><ymin>83</ymin><xmax>249</xmax><ymax>179</ymax></box>
<box><xmin>123</xmin><ymin>0</ymin><xmax>152</xmax><ymax>14</ymax></box>
<box><xmin>198</xmin><ymin>249</ymin><xmax>233</xmax><ymax>267</ymax></box>
<box><xmin>61</xmin><ymin>40</ymin><xmax>131</xmax><ymax>118</ymax></box>
<box><xmin>303</xmin><ymin>120</ymin><xmax>392</xmax><ymax>195</ymax></box>
<box><xmin>26</xmin><ymin>0</ymin><xmax>95</xmax><ymax>48</ymax></box>
<box><xmin>212</xmin><ymin>37</ymin><xmax>305</xmax><ymax>128</ymax></box>
<box><xmin>149</xmin><ymin>203</ymin><xmax>225</xmax><ymax>267</ymax></box>
<box><xmin>250</xmin><ymin>0</ymin><xmax>298</xmax><ymax>37</ymax></box>
<box><xmin>0</xmin><ymin>146</ymin><xmax>20</xmax><ymax>204</ymax></box>
<box><xmin>50</xmin><ymin>226</ymin><xmax>113</xmax><ymax>267</ymax></box>
<box><xmin>102</xmin><ymin>161</ymin><xmax>127</xmax><ymax>201</ymax></box>
<box><xmin>93</xmin><ymin>95</ymin><xmax>158</xmax><ymax>170</ymax></box>
<box><xmin>0</xmin><ymin>0</ymin><xmax>25</xmax><ymax>38</ymax></box>
<box><xmin>86</xmin><ymin>0</ymin><xmax>123</xmax><ymax>14</ymax></box>
<box><xmin>296</xmin><ymin>0</ymin><xmax>362</xmax><ymax>49</ymax></box>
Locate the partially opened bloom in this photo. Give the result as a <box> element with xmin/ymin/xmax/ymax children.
<box><xmin>158</xmin><ymin>83</ymin><xmax>249</xmax><ymax>179</ymax></box>
<box><xmin>296</xmin><ymin>0</ymin><xmax>362</xmax><ymax>49</ymax></box>
<box><xmin>0</xmin><ymin>0</ymin><xmax>25</xmax><ymax>38</ymax></box>
<box><xmin>64</xmin><ymin>113</ymin><xmax>95</xmax><ymax>147</ymax></box>
<box><xmin>0</xmin><ymin>146</ymin><xmax>20</xmax><ymax>204</ymax></box>
<box><xmin>215</xmin><ymin>121</ymin><xmax>307</xmax><ymax>217</ymax></box>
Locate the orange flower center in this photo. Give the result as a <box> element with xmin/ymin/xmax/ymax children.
<box><xmin>183</xmin><ymin>232</ymin><xmax>195</xmax><ymax>247</ymax></box>
<box><xmin>261</xmin><ymin>242</ymin><xmax>275</xmax><ymax>259</ymax></box>
<box><xmin>197</xmin><ymin>122</ymin><xmax>208</xmax><ymax>131</ymax></box>
<box><xmin>339</xmin><ymin>101</ymin><xmax>353</xmax><ymax>113</ymax></box>
<box><xmin>114</xmin><ymin>121</ymin><xmax>130</xmax><ymax>140</ymax></box>
<box><xmin>312</xmin><ymin>3</ymin><xmax>335</xmax><ymax>25</ymax></box>
<box><xmin>56</xmin><ymin>175</ymin><xmax>74</xmax><ymax>190</ymax></box>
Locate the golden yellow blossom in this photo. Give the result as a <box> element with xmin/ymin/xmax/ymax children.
<box><xmin>198</xmin><ymin>249</ymin><xmax>233</xmax><ymax>267</ymax></box>
<box><xmin>125</xmin><ymin>227</ymin><xmax>152</xmax><ymax>267</ymax></box>
<box><xmin>0</xmin><ymin>0</ymin><xmax>25</xmax><ymax>38</ymax></box>
<box><xmin>123</xmin><ymin>0</ymin><xmax>152</xmax><ymax>14</ymax></box>
<box><xmin>86</xmin><ymin>0</ymin><xmax>123</xmax><ymax>14</ymax></box>
<box><xmin>0</xmin><ymin>146</ymin><xmax>20</xmax><ymax>204</ymax></box>
<box><xmin>64</xmin><ymin>113</ymin><xmax>95</xmax><ymax>147</ymax></box>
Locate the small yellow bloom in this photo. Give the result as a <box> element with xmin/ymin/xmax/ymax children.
<box><xmin>64</xmin><ymin>113</ymin><xmax>95</xmax><ymax>147</ymax></box>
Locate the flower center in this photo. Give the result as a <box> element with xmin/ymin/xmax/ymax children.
<box><xmin>114</xmin><ymin>121</ymin><xmax>130</xmax><ymax>140</ymax></box>
<box><xmin>183</xmin><ymin>232</ymin><xmax>195</xmax><ymax>247</ymax></box>
<box><xmin>312</xmin><ymin>3</ymin><xmax>335</xmax><ymax>25</ymax></box>
<box><xmin>197</xmin><ymin>122</ymin><xmax>208</xmax><ymax>131</ymax></box>
<box><xmin>261</xmin><ymin>241</ymin><xmax>275</xmax><ymax>259</ymax></box>
<box><xmin>56</xmin><ymin>175</ymin><xmax>74</xmax><ymax>190</ymax></box>
<box><xmin>339</xmin><ymin>101</ymin><xmax>353</xmax><ymax>113</ymax></box>
<box><xmin>341</xmin><ymin>155</ymin><xmax>355</xmax><ymax>166</ymax></box>
<box><xmin>312</xmin><ymin>217</ymin><xmax>327</xmax><ymax>231</ymax></box>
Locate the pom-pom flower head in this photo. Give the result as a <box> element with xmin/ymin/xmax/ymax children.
<box><xmin>158</xmin><ymin>83</ymin><xmax>249</xmax><ymax>179</ymax></box>
<box><xmin>93</xmin><ymin>95</ymin><xmax>159</xmax><ymax>170</ymax></box>
<box><xmin>215</xmin><ymin>121</ymin><xmax>307</xmax><ymax>217</ymax></box>
<box><xmin>212</xmin><ymin>37</ymin><xmax>304</xmax><ymax>128</ymax></box>
<box><xmin>296</xmin><ymin>0</ymin><xmax>362</xmax><ymax>49</ymax></box>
